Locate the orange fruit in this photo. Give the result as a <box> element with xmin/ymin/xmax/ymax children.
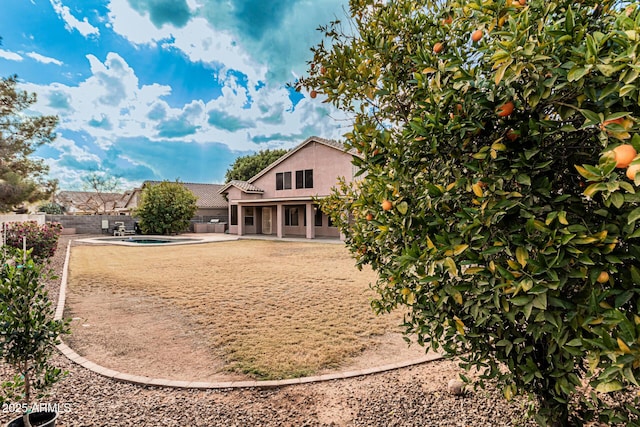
<box><xmin>365</xmin><ymin>213</ymin><xmax>374</xmax><ymax>221</ymax></box>
<box><xmin>442</xmin><ymin>16</ymin><xmax>453</xmax><ymax>25</ymax></box>
<box><xmin>596</xmin><ymin>271</ymin><xmax>609</xmax><ymax>284</ymax></box>
<box><xmin>613</xmin><ymin>144</ymin><xmax>637</xmax><ymax>168</ymax></box>
<box><xmin>506</xmin><ymin>129</ymin><xmax>519</xmax><ymax>141</ymax></box>
<box><xmin>496</xmin><ymin>101</ymin><xmax>515</xmax><ymax>117</ymax></box>
<box><xmin>320</xmin><ymin>66</ymin><xmax>327</xmax><ymax>75</ymax></box>
<box><xmin>471</xmin><ymin>29</ymin><xmax>483</xmax><ymax>43</ymax></box>
<box><xmin>518</xmin><ymin>0</ymin><xmax>527</xmax><ymax>5</ymax></box>
<box><xmin>626</xmin><ymin>163</ymin><xmax>640</xmax><ymax>180</ymax></box>
<box><xmin>310</xmin><ymin>90</ymin><xmax>318</xmax><ymax>99</ymax></box>
<box><xmin>433</xmin><ymin>42</ymin><xmax>444</xmax><ymax>54</ymax></box>
<box><xmin>381</xmin><ymin>200</ymin><xmax>393</xmax><ymax>211</ymax></box>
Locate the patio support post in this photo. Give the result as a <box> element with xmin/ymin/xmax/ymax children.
<box><xmin>276</xmin><ymin>203</ymin><xmax>283</xmax><ymax>238</ymax></box>
<box><xmin>305</xmin><ymin>202</ymin><xmax>315</xmax><ymax>239</ymax></box>
<box><xmin>237</xmin><ymin>205</ymin><xmax>244</xmax><ymax>236</ymax></box>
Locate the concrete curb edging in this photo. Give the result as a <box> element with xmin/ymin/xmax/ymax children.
<box><xmin>54</xmin><ymin>239</ymin><xmax>443</xmax><ymax>389</ymax></box>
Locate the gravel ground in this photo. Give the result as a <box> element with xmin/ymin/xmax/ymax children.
<box><xmin>2</xmin><ymin>235</ymin><xmax>543</xmax><ymax>426</ymax></box>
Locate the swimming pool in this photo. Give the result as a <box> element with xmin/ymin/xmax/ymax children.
<box><xmin>82</xmin><ymin>236</ymin><xmax>206</xmax><ymax>246</ymax></box>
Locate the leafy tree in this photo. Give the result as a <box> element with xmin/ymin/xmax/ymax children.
<box><xmin>134</xmin><ymin>180</ymin><xmax>198</xmax><ymax>235</ymax></box>
<box><xmin>0</xmin><ymin>75</ymin><xmax>58</xmax><ymax>213</ymax></box>
<box><xmin>36</xmin><ymin>202</ymin><xmax>65</xmax><ymax>215</ymax></box>
<box><xmin>303</xmin><ymin>0</ymin><xmax>640</xmax><ymax>425</ymax></box>
<box><xmin>225</xmin><ymin>149</ymin><xmax>288</xmax><ymax>182</ymax></box>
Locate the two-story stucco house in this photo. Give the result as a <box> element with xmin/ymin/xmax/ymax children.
<box><xmin>219</xmin><ymin>136</ymin><xmax>359</xmax><ymax>239</ymax></box>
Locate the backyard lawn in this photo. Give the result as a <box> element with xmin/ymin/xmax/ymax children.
<box><xmin>65</xmin><ymin>239</ymin><xmax>417</xmax><ymax>380</ymax></box>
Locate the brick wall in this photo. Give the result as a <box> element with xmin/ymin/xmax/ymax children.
<box><xmin>46</xmin><ymin>215</ymin><xmax>136</xmax><ymax>235</ymax></box>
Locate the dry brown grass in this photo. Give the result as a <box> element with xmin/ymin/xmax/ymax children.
<box><xmin>67</xmin><ymin>240</ymin><xmax>406</xmax><ymax>379</ymax></box>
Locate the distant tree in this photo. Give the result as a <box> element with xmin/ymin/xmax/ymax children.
<box><xmin>0</xmin><ymin>75</ymin><xmax>58</xmax><ymax>213</ymax></box>
<box><xmin>134</xmin><ymin>180</ymin><xmax>198</xmax><ymax>235</ymax></box>
<box><xmin>81</xmin><ymin>172</ymin><xmax>122</xmax><ymax>214</ymax></box>
<box><xmin>36</xmin><ymin>201</ymin><xmax>65</xmax><ymax>215</ymax></box>
<box><xmin>225</xmin><ymin>149</ymin><xmax>288</xmax><ymax>182</ymax></box>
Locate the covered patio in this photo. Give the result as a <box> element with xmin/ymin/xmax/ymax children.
<box><xmin>232</xmin><ymin>198</ymin><xmax>339</xmax><ymax>239</ymax></box>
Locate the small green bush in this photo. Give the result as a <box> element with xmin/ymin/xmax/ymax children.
<box><xmin>36</xmin><ymin>202</ymin><xmax>65</xmax><ymax>215</ymax></box>
<box><xmin>0</xmin><ymin>248</ymin><xmax>70</xmax><ymax>421</ymax></box>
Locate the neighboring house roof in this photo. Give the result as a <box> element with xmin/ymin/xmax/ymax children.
<box><xmin>218</xmin><ymin>180</ymin><xmax>264</xmax><ymax>194</ymax></box>
<box><xmin>143</xmin><ymin>181</ymin><xmax>228</xmax><ymax>209</ymax></box>
<box><xmin>57</xmin><ymin>191</ymin><xmax>127</xmax><ymax>213</ymax></box>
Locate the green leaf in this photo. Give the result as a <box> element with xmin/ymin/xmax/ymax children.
<box><xmin>575</xmin><ymin>165</ymin><xmax>601</xmax><ymax>181</ymax></box>
<box><xmin>620</xmin><ymin>84</ymin><xmax>636</xmax><ymax>97</ymax></box>
<box><xmin>595</xmin><ymin>381</ymin><xmax>624</xmax><ymax>393</ymax></box>
<box><xmin>568</xmin><ymin>66</ymin><xmax>590</xmax><ymax>82</ymax></box>
<box><xmin>494</xmin><ymin>60</ymin><xmax>513</xmax><ymax>86</ymax></box>
<box><xmin>579</xmin><ymin>109</ymin><xmax>602</xmax><ymax>125</ymax></box>
<box><xmin>566</xmin><ymin>338</ymin><xmax>582</xmax><ymax>346</ymax></box>
<box><xmin>532</xmin><ymin>293</ymin><xmax>547</xmax><ymax>310</ymax></box>
<box><xmin>584</xmin><ymin>183</ymin><xmax>607</xmax><ymax>198</ymax></box>
<box><xmin>611</xmin><ymin>192</ymin><xmax>624</xmax><ymax>209</ymax></box>
<box><xmin>628</xmin><ymin>207</ymin><xmax>640</xmax><ymax>224</ymax></box>
<box><xmin>510</xmin><ymin>295</ymin><xmax>531</xmax><ymax>306</ymax></box>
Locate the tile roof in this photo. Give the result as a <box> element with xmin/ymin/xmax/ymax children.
<box><xmin>144</xmin><ymin>181</ymin><xmax>228</xmax><ymax>208</ymax></box>
<box><xmin>218</xmin><ymin>180</ymin><xmax>264</xmax><ymax>194</ymax></box>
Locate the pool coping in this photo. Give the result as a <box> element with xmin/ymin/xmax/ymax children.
<box><xmin>75</xmin><ymin>233</ymin><xmax>238</xmax><ymax>246</ymax></box>
<box><xmin>55</xmin><ymin>239</ymin><xmax>443</xmax><ymax>389</ymax></box>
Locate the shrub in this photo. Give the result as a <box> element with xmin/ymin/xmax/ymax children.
<box><xmin>4</xmin><ymin>221</ymin><xmax>62</xmax><ymax>261</ymax></box>
<box><xmin>36</xmin><ymin>202</ymin><xmax>65</xmax><ymax>215</ymax></box>
<box><xmin>134</xmin><ymin>180</ymin><xmax>198</xmax><ymax>235</ymax></box>
<box><xmin>305</xmin><ymin>0</ymin><xmax>640</xmax><ymax>425</ymax></box>
<box><xmin>0</xmin><ymin>248</ymin><xmax>70</xmax><ymax>423</ymax></box>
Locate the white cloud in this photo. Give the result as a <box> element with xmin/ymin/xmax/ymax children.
<box><xmin>26</xmin><ymin>52</ymin><xmax>63</xmax><ymax>65</ymax></box>
<box><xmin>50</xmin><ymin>0</ymin><xmax>100</xmax><ymax>37</ymax></box>
<box><xmin>22</xmin><ymin>47</ymin><xmax>347</xmax><ymax>171</ymax></box>
<box><xmin>0</xmin><ymin>49</ymin><xmax>23</xmax><ymax>61</ymax></box>
<box><xmin>51</xmin><ymin>135</ymin><xmax>101</xmax><ymax>162</ymax></box>
<box><xmin>106</xmin><ymin>0</ymin><xmax>266</xmax><ymax>86</ymax></box>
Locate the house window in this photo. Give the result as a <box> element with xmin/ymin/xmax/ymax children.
<box><xmin>314</xmin><ymin>206</ymin><xmax>323</xmax><ymax>226</ymax></box>
<box><xmin>231</xmin><ymin>205</ymin><xmax>238</xmax><ymax>225</ymax></box>
<box><xmin>328</xmin><ymin>215</ymin><xmax>335</xmax><ymax>227</ymax></box>
<box><xmin>295</xmin><ymin>169</ymin><xmax>314</xmax><ymax>189</ymax></box>
<box><xmin>285</xmin><ymin>207</ymin><xmax>298</xmax><ymax>226</ymax></box>
<box><xmin>276</xmin><ymin>172</ymin><xmax>292</xmax><ymax>190</ymax></box>
<box><xmin>244</xmin><ymin>207</ymin><xmax>254</xmax><ymax>226</ymax></box>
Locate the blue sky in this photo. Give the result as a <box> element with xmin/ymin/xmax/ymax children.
<box><xmin>0</xmin><ymin>0</ymin><xmax>349</xmax><ymax>190</ymax></box>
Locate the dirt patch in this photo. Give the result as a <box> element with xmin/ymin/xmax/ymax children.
<box><xmin>65</xmin><ymin>240</ymin><xmax>430</xmax><ymax>381</ymax></box>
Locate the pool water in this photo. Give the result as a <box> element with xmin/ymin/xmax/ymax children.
<box><xmin>121</xmin><ymin>238</ymin><xmax>172</xmax><ymax>244</ymax></box>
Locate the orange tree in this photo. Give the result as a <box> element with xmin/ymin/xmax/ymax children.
<box><xmin>300</xmin><ymin>0</ymin><xmax>640</xmax><ymax>425</ymax></box>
